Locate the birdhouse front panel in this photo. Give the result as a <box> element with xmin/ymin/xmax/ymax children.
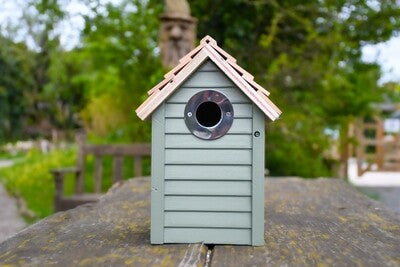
<box><xmin>150</xmin><ymin>59</ymin><xmax>265</xmax><ymax>245</ymax></box>
<box><xmin>136</xmin><ymin>36</ymin><xmax>281</xmax><ymax>246</ymax></box>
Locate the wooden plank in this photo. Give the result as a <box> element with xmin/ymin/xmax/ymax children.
<box><xmin>211</xmin><ymin>178</ymin><xmax>400</xmax><ymax>266</ymax></box>
<box><xmin>150</xmin><ymin>105</ymin><xmax>165</xmax><ymax>244</ymax></box>
<box><xmin>165</xmin><ymin>134</ymin><xmax>252</xmax><ymax>149</ymax></box>
<box><xmin>164</xmin><ymin>228</ymin><xmax>251</xmax><ymax>245</ymax></box>
<box><xmin>181</xmin><ymin>71</ymin><xmax>235</xmax><ymax>87</ymax></box>
<box><xmin>167</xmin><ymin>87</ymin><xmax>250</xmax><ymax>103</ymax></box>
<box><xmin>94</xmin><ymin>155</ymin><xmax>102</xmax><ymax>193</ymax></box>
<box><xmin>83</xmin><ymin>144</ymin><xmax>151</xmax><ymax>156</ymax></box>
<box><xmin>165</xmin><ymin>149</ymin><xmax>252</xmax><ymax>165</ymax></box>
<box><xmin>165</xmin><ymin>165</ymin><xmax>251</xmax><ymax>180</ymax></box>
<box><xmin>112</xmin><ymin>156</ymin><xmax>123</xmax><ymax>183</ymax></box>
<box><xmin>165</xmin><ymin>181</ymin><xmax>251</xmax><ymax>196</ymax></box>
<box><xmin>251</xmin><ymin>105</ymin><xmax>265</xmax><ymax>246</ymax></box>
<box><xmin>134</xmin><ymin>156</ymin><xmax>142</xmax><ymax>177</ymax></box>
<box><xmin>164</xmin><ymin>212</ymin><xmax>251</xmax><ymax>228</ymax></box>
<box><xmin>165</xmin><ymin>103</ymin><xmax>252</xmax><ymax>118</ymax></box>
<box><xmin>0</xmin><ymin>178</ymin><xmax>208</xmax><ymax>266</ymax></box>
<box><xmin>165</xmin><ymin>118</ymin><xmax>252</xmax><ymax>134</ymax></box>
<box><xmin>164</xmin><ymin>196</ymin><xmax>251</xmax><ymax>212</ymax></box>
<box><xmin>75</xmin><ymin>133</ymin><xmax>86</xmax><ymax>194</ymax></box>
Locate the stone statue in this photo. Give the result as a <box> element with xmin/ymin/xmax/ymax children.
<box><xmin>160</xmin><ymin>0</ymin><xmax>197</xmax><ymax>68</ymax></box>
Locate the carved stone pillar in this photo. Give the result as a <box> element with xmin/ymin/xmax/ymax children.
<box><xmin>160</xmin><ymin>0</ymin><xmax>197</xmax><ymax>68</ymax></box>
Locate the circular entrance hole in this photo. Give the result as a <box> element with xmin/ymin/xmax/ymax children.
<box><xmin>195</xmin><ymin>101</ymin><xmax>222</xmax><ymax>127</ymax></box>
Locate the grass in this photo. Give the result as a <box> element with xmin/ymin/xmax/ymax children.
<box><xmin>0</xmin><ymin>147</ymin><xmax>150</xmax><ymax>222</ymax></box>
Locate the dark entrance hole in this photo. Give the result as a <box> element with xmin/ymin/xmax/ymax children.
<box><xmin>196</xmin><ymin>101</ymin><xmax>222</xmax><ymax>127</ymax></box>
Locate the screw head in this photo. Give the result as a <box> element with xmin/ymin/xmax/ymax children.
<box><xmin>187</xmin><ymin>112</ymin><xmax>192</xmax><ymax>117</ymax></box>
<box><xmin>254</xmin><ymin>131</ymin><xmax>260</xmax><ymax>137</ymax></box>
<box><xmin>226</xmin><ymin>112</ymin><xmax>231</xmax><ymax>117</ymax></box>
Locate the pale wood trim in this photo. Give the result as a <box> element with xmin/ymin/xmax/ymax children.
<box><xmin>204</xmin><ymin>45</ymin><xmax>281</xmax><ymax>120</ymax></box>
<box><xmin>137</xmin><ymin>35</ymin><xmax>281</xmax><ymax>121</ymax></box>
<box><xmin>136</xmin><ymin>49</ymin><xmax>209</xmax><ymax>120</ymax></box>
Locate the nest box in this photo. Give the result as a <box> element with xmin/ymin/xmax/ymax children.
<box><xmin>136</xmin><ymin>36</ymin><xmax>281</xmax><ymax>245</ymax></box>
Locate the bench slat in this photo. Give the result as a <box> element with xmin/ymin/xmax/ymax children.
<box><xmin>94</xmin><ymin>155</ymin><xmax>102</xmax><ymax>193</ymax></box>
<box><xmin>134</xmin><ymin>156</ymin><xmax>142</xmax><ymax>177</ymax></box>
<box><xmin>113</xmin><ymin>156</ymin><xmax>123</xmax><ymax>182</ymax></box>
<box><xmin>84</xmin><ymin>144</ymin><xmax>151</xmax><ymax>156</ymax></box>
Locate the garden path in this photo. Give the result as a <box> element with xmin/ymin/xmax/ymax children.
<box><xmin>0</xmin><ymin>160</ymin><xmax>26</xmax><ymax>243</ymax></box>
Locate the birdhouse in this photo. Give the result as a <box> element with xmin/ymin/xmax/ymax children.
<box><xmin>136</xmin><ymin>36</ymin><xmax>281</xmax><ymax>246</ymax></box>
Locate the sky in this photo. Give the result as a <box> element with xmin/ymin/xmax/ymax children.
<box><xmin>0</xmin><ymin>0</ymin><xmax>399</xmax><ymax>84</ymax></box>
<box><xmin>362</xmin><ymin>36</ymin><xmax>400</xmax><ymax>84</ymax></box>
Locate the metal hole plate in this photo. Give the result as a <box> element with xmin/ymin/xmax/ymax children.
<box><xmin>184</xmin><ymin>90</ymin><xmax>234</xmax><ymax>140</ymax></box>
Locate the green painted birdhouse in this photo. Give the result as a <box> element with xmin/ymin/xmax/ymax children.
<box><xmin>136</xmin><ymin>36</ymin><xmax>281</xmax><ymax>246</ymax></box>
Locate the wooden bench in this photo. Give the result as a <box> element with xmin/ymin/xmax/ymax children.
<box><xmin>51</xmin><ymin>134</ymin><xmax>151</xmax><ymax>212</ymax></box>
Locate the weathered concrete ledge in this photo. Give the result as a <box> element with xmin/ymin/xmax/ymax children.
<box><xmin>0</xmin><ymin>178</ymin><xmax>399</xmax><ymax>266</ymax></box>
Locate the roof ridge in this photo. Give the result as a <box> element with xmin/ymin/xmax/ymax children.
<box><xmin>137</xmin><ymin>35</ymin><xmax>280</xmax><ymax>120</ymax></box>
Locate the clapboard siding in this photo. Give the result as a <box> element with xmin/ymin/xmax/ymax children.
<box><xmin>160</xmin><ymin>60</ymin><xmax>256</xmax><ymax>245</ymax></box>
<box><xmin>164</xmin><ymin>212</ymin><xmax>251</xmax><ymax>228</ymax></box>
<box><xmin>167</xmin><ymin>88</ymin><xmax>251</xmax><ymax>103</ymax></box>
<box><xmin>165</xmin><ymin>103</ymin><xmax>252</xmax><ymax>118</ymax></box>
<box><xmin>181</xmin><ymin>71</ymin><xmax>235</xmax><ymax>87</ymax></box>
<box><xmin>165</xmin><ymin>118</ymin><xmax>252</xmax><ymax>134</ymax></box>
<box><xmin>165</xmin><ymin>134</ymin><xmax>252</xmax><ymax>149</ymax></box>
<box><xmin>165</xmin><ymin>149</ymin><xmax>252</xmax><ymax>165</ymax></box>
<box><xmin>165</xmin><ymin>196</ymin><xmax>251</xmax><ymax>212</ymax></box>
<box><xmin>165</xmin><ymin>180</ymin><xmax>251</xmax><ymax>196</ymax></box>
<box><xmin>165</xmin><ymin>165</ymin><xmax>251</xmax><ymax>180</ymax></box>
<box><xmin>164</xmin><ymin>228</ymin><xmax>251</xmax><ymax>244</ymax></box>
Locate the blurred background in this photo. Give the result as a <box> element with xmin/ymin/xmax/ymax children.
<box><xmin>0</xmin><ymin>0</ymin><xmax>399</xmax><ymax>240</ymax></box>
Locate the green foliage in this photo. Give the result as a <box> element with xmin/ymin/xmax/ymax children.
<box><xmin>76</xmin><ymin>0</ymin><xmax>164</xmax><ymax>142</ymax></box>
<box><xmin>0</xmin><ymin>148</ymin><xmax>76</xmax><ymax>218</ymax></box>
<box><xmin>191</xmin><ymin>0</ymin><xmax>400</xmax><ymax>177</ymax></box>
<box><xmin>0</xmin><ymin>147</ymin><xmax>150</xmax><ymax>220</ymax></box>
<box><xmin>0</xmin><ymin>36</ymin><xmax>33</xmax><ymax>140</ymax></box>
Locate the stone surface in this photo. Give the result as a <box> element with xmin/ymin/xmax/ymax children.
<box><xmin>0</xmin><ymin>178</ymin><xmax>399</xmax><ymax>266</ymax></box>
<box><xmin>357</xmin><ymin>186</ymin><xmax>400</xmax><ymax>218</ymax></box>
<box><xmin>0</xmin><ymin>178</ymin><xmax>207</xmax><ymax>266</ymax></box>
<box><xmin>212</xmin><ymin>178</ymin><xmax>400</xmax><ymax>266</ymax></box>
<box><xmin>0</xmin><ymin>184</ymin><xmax>26</xmax><ymax>243</ymax></box>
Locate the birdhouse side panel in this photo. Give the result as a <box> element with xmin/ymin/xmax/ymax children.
<box><xmin>150</xmin><ymin>104</ymin><xmax>166</xmax><ymax>244</ymax></box>
<box><xmin>162</xmin><ymin>60</ymin><xmax>254</xmax><ymax>244</ymax></box>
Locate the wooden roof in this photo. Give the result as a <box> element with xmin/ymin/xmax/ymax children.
<box><xmin>136</xmin><ymin>36</ymin><xmax>282</xmax><ymax>121</ymax></box>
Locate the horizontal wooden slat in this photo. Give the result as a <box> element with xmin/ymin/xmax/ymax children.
<box><xmin>182</xmin><ymin>71</ymin><xmax>234</xmax><ymax>87</ymax></box>
<box><xmin>165</xmin><ymin>165</ymin><xmax>251</xmax><ymax>180</ymax></box>
<box><xmin>165</xmin><ymin>196</ymin><xmax>251</xmax><ymax>211</ymax></box>
<box><xmin>83</xmin><ymin>144</ymin><xmax>151</xmax><ymax>156</ymax></box>
<box><xmin>165</xmin><ymin>134</ymin><xmax>252</xmax><ymax>149</ymax></box>
<box><xmin>164</xmin><ymin>212</ymin><xmax>251</xmax><ymax>228</ymax></box>
<box><xmin>165</xmin><ymin>149</ymin><xmax>252</xmax><ymax>165</ymax></box>
<box><xmin>164</xmin><ymin>228</ymin><xmax>251</xmax><ymax>244</ymax></box>
<box><xmin>165</xmin><ymin>103</ymin><xmax>252</xmax><ymax>118</ymax></box>
<box><xmin>166</xmin><ymin>88</ymin><xmax>250</xmax><ymax>103</ymax></box>
<box><xmin>165</xmin><ymin>180</ymin><xmax>251</xmax><ymax>196</ymax></box>
<box><xmin>165</xmin><ymin>118</ymin><xmax>252</xmax><ymax>134</ymax></box>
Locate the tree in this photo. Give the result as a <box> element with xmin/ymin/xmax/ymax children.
<box><xmin>0</xmin><ymin>35</ymin><xmax>33</xmax><ymax>140</ymax></box>
<box><xmin>76</xmin><ymin>0</ymin><xmax>164</xmax><ymax>142</ymax></box>
<box><xmin>190</xmin><ymin>0</ymin><xmax>400</xmax><ymax>176</ymax></box>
